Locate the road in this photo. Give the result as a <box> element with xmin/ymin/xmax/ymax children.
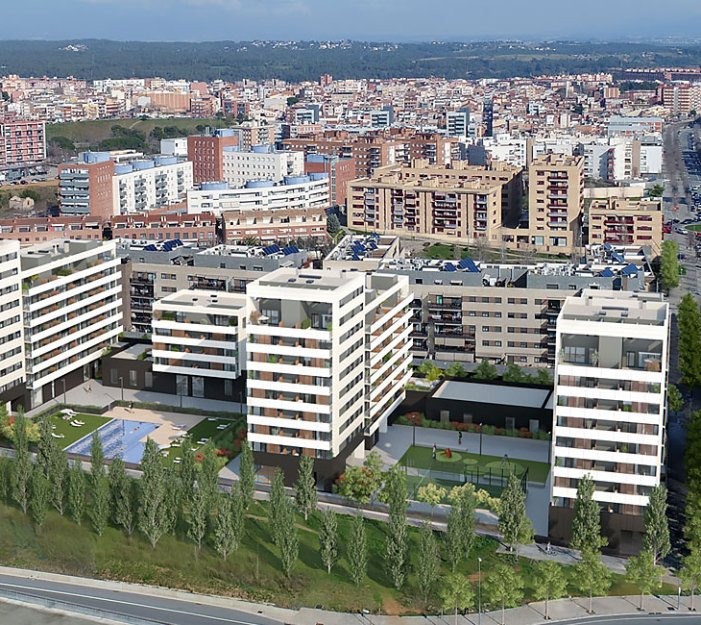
<box><xmin>0</xmin><ymin>573</ymin><xmax>284</xmax><ymax>625</ymax></box>
<box><xmin>556</xmin><ymin>616</ymin><xmax>701</xmax><ymax>625</ymax></box>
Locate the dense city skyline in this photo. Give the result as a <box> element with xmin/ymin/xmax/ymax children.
<box><xmin>4</xmin><ymin>0</ymin><xmax>701</xmax><ymax>41</ymax></box>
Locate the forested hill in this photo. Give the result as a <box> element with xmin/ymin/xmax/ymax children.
<box><xmin>1</xmin><ymin>40</ymin><xmax>701</xmax><ymax>82</ymax></box>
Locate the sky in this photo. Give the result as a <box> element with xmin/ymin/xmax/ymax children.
<box><xmin>5</xmin><ymin>0</ymin><xmax>701</xmax><ymax>42</ymax></box>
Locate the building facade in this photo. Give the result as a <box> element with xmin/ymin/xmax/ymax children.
<box><xmin>186</xmin><ymin>130</ymin><xmax>238</xmax><ymax>184</ymax></box>
<box><xmin>245</xmin><ymin>267</ymin><xmax>412</xmax><ymax>485</ymax></box>
<box><xmin>550</xmin><ymin>290</ymin><xmax>669</xmax><ymax>553</ymax></box>
<box><xmin>21</xmin><ymin>240</ymin><xmax>123</xmax><ymax>408</ymax></box>
<box><xmin>222</xmin><ymin>146</ymin><xmax>305</xmax><ymax>188</ymax></box>
<box><xmin>0</xmin><ymin>240</ymin><xmax>25</xmax><ymax>411</ymax></box>
<box><xmin>0</xmin><ymin>120</ymin><xmax>46</xmax><ymax>170</ymax></box>
<box><xmin>588</xmin><ymin>198</ymin><xmax>663</xmax><ymax>254</ymax></box>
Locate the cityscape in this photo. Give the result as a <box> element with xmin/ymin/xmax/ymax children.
<box><xmin>1</xmin><ymin>3</ymin><xmax>701</xmax><ymax>625</ymax></box>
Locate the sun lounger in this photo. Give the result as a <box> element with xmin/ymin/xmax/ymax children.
<box><xmin>70</xmin><ymin>422</ymin><xmax>81</xmax><ymax>427</ymax></box>
<box><xmin>216</xmin><ymin>424</ymin><xmax>228</xmax><ymax>430</ymax></box>
<box><xmin>207</xmin><ymin>417</ymin><xmax>217</xmax><ymax>421</ymax></box>
<box><xmin>74</xmin><ymin>420</ymin><xmax>85</xmax><ymax>426</ymax></box>
<box><xmin>51</xmin><ymin>433</ymin><xmax>65</xmax><ymax>439</ymax></box>
<box><xmin>173</xmin><ymin>458</ymin><xmax>182</xmax><ymax>464</ymax></box>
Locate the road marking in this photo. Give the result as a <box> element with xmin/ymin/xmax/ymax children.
<box><xmin>0</xmin><ymin>581</ymin><xmax>276</xmax><ymax>625</ymax></box>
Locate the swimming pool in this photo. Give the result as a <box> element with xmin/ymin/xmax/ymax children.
<box><xmin>66</xmin><ymin>419</ymin><xmax>158</xmax><ymax>464</ymax></box>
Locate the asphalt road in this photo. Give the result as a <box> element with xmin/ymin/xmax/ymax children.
<box><xmin>0</xmin><ymin>573</ymin><xmax>284</xmax><ymax>625</ymax></box>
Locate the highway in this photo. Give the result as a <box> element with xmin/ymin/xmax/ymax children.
<box><xmin>0</xmin><ymin>573</ymin><xmax>285</xmax><ymax>625</ymax></box>
<box><xmin>556</xmin><ymin>616</ymin><xmax>701</xmax><ymax>625</ymax></box>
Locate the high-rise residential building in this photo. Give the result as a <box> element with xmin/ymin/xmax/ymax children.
<box><xmin>347</xmin><ymin>160</ymin><xmax>522</xmax><ymax>244</ymax></box>
<box><xmin>187</xmin><ymin>129</ymin><xmax>239</xmax><ymax>184</ymax></box>
<box><xmin>502</xmin><ymin>153</ymin><xmax>584</xmax><ymax>253</ymax></box>
<box><xmin>588</xmin><ymin>198</ymin><xmax>663</xmax><ymax>254</ymax></box>
<box><xmin>152</xmin><ymin>290</ymin><xmax>247</xmax><ymax>400</ymax></box>
<box><xmin>186</xmin><ymin>176</ymin><xmax>329</xmax><ymax>216</ymax></box>
<box><xmin>550</xmin><ymin>289</ymin><xmax>669</xmax><ymax>553</ymax></box>
<box><xmin>0</xmin><ymin>240</ymin><xmax>25</xmax><ymax>411</ymax></box>
<box><xmin>304</xmin><ymin>154</ymin><xmax>357</xmax><ymax>208</ymax></box>
<box><xmin>245</xmin><ymin>267</ymin><xmax>412</xmax><ymax>485</ymax></box>
<box><xmin>0</xmin><ymin>119</ymin><xmax>46</xmax><ymax>170</ymax></box>
<box><xmin>370</xmin><ymin>106</ymin><xmax>394</xmax><ymax>128</ymax></box>
<box><xmin>446</xmin><ymin>108</ymin><xmax>471</xmax><ymax>138</ymax></box>
<box><xmin>58</xmin><ymin>152</ymin><xmax>193</xmax><ymax>218</ymax></box>
<box><xmin>221</xmin><ymin>145</ymin><xmax>304</xmax><ymax>188</ymax></box>
<box><xmin>20</xmin><ymin>240</ymin><xmax>123</xmax><ymax>408</ymax></box>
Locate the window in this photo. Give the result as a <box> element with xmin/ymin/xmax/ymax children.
<box><xmin>128</xmin><ymin>370</ymin><xmax>138</xmax><ymax>387</ymax></box>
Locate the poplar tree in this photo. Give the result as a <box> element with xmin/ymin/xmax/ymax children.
<box><xmin>67</xmin><ymin>460</ymin><xmax>86</xmax><ymax>525</ymax></box>
<box><xmin>348</xmin><ymin>514</ymin><xmax>368</xmax><ymax>586</ymax></box>
<box><xmin>644</xmin><ymin>484</ymin><xmax>671</xmax><ymax>564</ymax></box>
<box><xmin>88</xmin><ymin>432</ymin><xmax>109</xmax><ymax>536</ymax></box>
<box><xmin>12</xmin><ymin>410</ymin><xmax>31</xmax><ymax>514</ymax></box>
<box><xmin>29</xmin><ymin>465</ymin><xmax>50</xmax><ymax>529</ymax></box>
<box><xmin>238</xmin><ymin>441</ymin><xmax>255</xmax><ymax>511</ymax></box>
<box><xmin>570</xmin><ymin>475</ymin><xmax>606</xmax><ymax>553</ymax></box>
<box><xmin>319</xmin><ymin>509</ymin><xmax>338</xmax><ymax>574</ymax></box>
<box><xmin>138</xmin><ymin>439</ymin><xmax>168</xmax><ymax>548</ymax></box>
<box><xmin>416</xmin><ymin>522</ymin><xmax>440</xmax><ymax>604</ymax></box>
<box><xmin>294</xmin><ymin>455</ymin><xmax>317</xmax><ymax>521</ymax></box>
<box><xmin>498</xmin><ymin>472</ymin><xmax>533</xmax><ymax>553</ymax></box>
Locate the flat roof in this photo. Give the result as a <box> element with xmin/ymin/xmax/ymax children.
<box><xmin>159</xmin><ymin>289</ymin><xmax>246</xmax><ymax>310</ymax></box>
<box><xmin>113</xmin><ymin>343</ymin><xmax>150</xmax><ymax>361</ymax></box>
<box><xmin>433</xmin><ymin>380</ymin><xmax>552</xmax><ymax>410</ymax></box>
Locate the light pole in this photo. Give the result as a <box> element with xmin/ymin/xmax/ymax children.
<box><xmin>119</xmin><ymin>377</ymin><xmax>124</xmax><ymax>402</ymax></box>
<box><xmin>678</xmin><ymin>579</ymin><xmax>682</xmax><ymax>611</ymax></box>
<box><xmin>479</xmin><ymin>423</ymin><xmax>483</xmax><ymax>457</ymax></box>
<box><xmin>62</xmin><ymin>379</ymin><xmax>67</xmax><ymax>406</ymax></box>
<box><xmin>478</xmin><ymin>556</ymin><xmax>482</xmax><ymax>625</ymax></box>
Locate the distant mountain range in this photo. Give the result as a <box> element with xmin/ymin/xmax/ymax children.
<box><xmin>1</xmin><ymin>39</ymin><xmax>700</xmax><ymax>82</ymax></box>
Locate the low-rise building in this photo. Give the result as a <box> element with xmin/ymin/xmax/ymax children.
<box><xmin>587</xmin><ymin>198</ymin><xmax>663</xmax><ymax>254</ymax></box>
<box><xmin>0</xmin><ymin>215</ymin><xmax>104</xmax><ymax>246</ymax></box>
<box><xmin>110</xmin><ymin>212</ymin><xmax>217</xmax><ymax>247</ymax></box>
<box><xmin>152</xmin><ymin>290</ymin><xmax>247</xmax><ymax>400</ymax></box>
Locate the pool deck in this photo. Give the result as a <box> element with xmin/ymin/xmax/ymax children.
<box><xmin>103</xmin><ymin>407</ymin><xmax>203</xmax><ymax>450</ymax></box>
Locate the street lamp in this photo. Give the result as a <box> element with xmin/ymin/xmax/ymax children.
<box><xmin>62</xmin><ymin>379</ymin><xmax>67</xmax><ymax>406</ymax></box>
<box><xmin>478</xmin><ymin>556</ymin><xmax>482</xmax><ymax>625</ymax></box>
<box><xmin>118</xmin><ymin>377</ymin><xmax>124</xmax><ymax>402</ymax></box>
<box><xmin>479</xmin><ymin>423</ymin><xmax>483</xmax><ymax>457</ymax></box>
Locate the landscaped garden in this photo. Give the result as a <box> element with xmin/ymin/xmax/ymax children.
<box><xmin>162</xmin><ymin>416</ymin><xmax>247</xmax><ymax>468</ymax></box>
<box><xmin>47</xmin><ymin>412</ymin><xmax>111</xmax><ymax>447</ymax></box>
<box><xmin>398</xmin><ymin>445</ymin><xmax>551</xmax><ymax>484</ymax></box>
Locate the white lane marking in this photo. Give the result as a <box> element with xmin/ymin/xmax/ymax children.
<box><xmin>0</xmin><ymin>581</ymin><xmax>276</xmax><ymax>625</ymax></box>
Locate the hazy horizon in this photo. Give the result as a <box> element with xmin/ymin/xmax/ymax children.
<box><xmin>4</xmin><ymin>0</ymin><xmax>701</xmax><ymax>42</ymax></box>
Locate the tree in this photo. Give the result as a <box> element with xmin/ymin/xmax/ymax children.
<box><xmin>37</xmin><ymin>413</ymin><xmax>55</xmax><ymax>477</ymax></box>
<box><xmin>12</xmin><ymin>410</ymin><xmax>31</xmax><ymax>514</ymax></box>
<box><xmin>417</xmin><ymin>483</ymin><xmax>447</xmax><ymax>517</ymax></box>
<box><xmin>570</xmin><ymin>475</ymin><xmax>607</xmax><ymax>554</ymax></box>
<box><xmin>277</xmin><ymin>498</ymin><xmax>299</xmax><ymax>580</ymax></box>
<box><xmin>502</xmin><ymin>362</ymin><xmax>527</xmax><ymax>384</ymax></box>
<box><xmin>625</xmin><ymin>550</ymin><xmax>663</xmax><ymax>611</ymax></box>
<box><xmin>109</xmin><ymin>457</ymin><xmax>135</xmax><ymax>536</ymax></box>
<box><xmin>179</xmin><ymin>434</ymin><xmax>197</xmax><ymax>508</ymax></box>
<box><xmin>472</xmin><ymin>359</ymin><xmax>498</xmax><ymax>380</ymax></box>
<box><xmin>416</xmin><ymin>522</ymin><xmax>440</xmax><ymax>604</ymax></box>
<box><xmin>336</xmin><ymin>452</ymin><xmax>384</xmax><ymax>505</ymax></box>
<box><xmin>498</xmin><ymin>472</ymin><xmax>533</xmax><ymax>553</ymax></box>
<box><xmin>485</xmin><ymin>564</ymin><xmax>524</xmax><ymax>625</ymax></box>
<box><xmin>446</xmin><ymin>485</ymin><xmax>476</xmax><ymax>571</ymax></box>
<box><xmin>187</xmin><ymin>484</ymin><xmax>208</xmax><ymax>554</ymax></box>
<box><xmin>88</xmin><ymin>432</ymin><xmax>109</xmax><ymax>536</ymax></box>
<box><xmin>138</xmin><ymin>439</ymin><xmax>169</xmax><ymax>548</ymax></box>
<box><xmin>573</xmin><ymin>550</ymin><xmax>612</xmax><ymax>614</ymax></box>
<box><xmin>48</xmin><ymin>444</ymin><xmax>68</xmax><ymax>516</ymax></box>
<box><xmin>269</xmin><ymin>468</ymin><xmax>287</xmax><ymax>545</ymax></box>
<box><xmin>381</xmin><ymin>466</ymin><xmax>409</xmax><ymax>589</ymax></box>
<box><xmin>681</xmin><ymin>545</ymin><xmax>701</xmax><ymax>612</ymax></box>
<box><xmin>67</xmin><ymin>461</ymin><xmax>86</xmax><ymax>525</ymax></box>
<box><xmin>659</xmin><ymin>239</ymin><xmax>680</xmax><ymax>291</ymax></box>
<box><xmin>445</xmin><ymin>362</ymin><xmax>467</xmax><ymax>379</ymax></box>
<box><xmin>531</xmin><ymin>561</ymin><xmax>567</xmax><ymax>620</ymax></box>
<box><xmin>678</xmin><ymin>294</ymin><xmax>701</xmax><ymax>388</ymax></box>
<box><xmin>417</xmin><ymin>361</ymin><xmax>443</xmax><ymax>382</ymax></box>
<box><xmin>319</xmin><ymin>509</ymin><xmax>338</xmax><ymax>574</ymax></box>
<box><xmin>440</xmin><ymin>574</ymin><xmax>474</xmax><ymax>625</ymax></box>
<box><xmin>668</xmin><ymin>384</ymin><xmax>685</xmax><ymax>414</ymax></box>
<box><xmin>327</xmin><ymin>214</ymin><xmax>341</xmax><ymax>235</ymax></box>
<box><xmin>238</xmin><ymin>441</ymin><xmax>255</xmax><ymax>511</ymax></box>
<box><xmin>648</xmin><ymin>183</ymin><xmax>665</xmax><ymax>197</ymax></box>
<box><xmin>347</xmin><ymin>514</ymin><xmax>368</xmax><ymax>586</ymax></box>
<box><xmin>199</xmin><ymin>443</ymin><xmax>220</xmax><ymax>510</ymax></box>
<box><xmin>294</xmin><ymin>455</ymin><xmax>317</xmax><ymax>521</ymax></box>
<box><xmin>644</xmin><ymin>484</ymin><xmax>670</xmax><ymax>564</ymax></box>
<box><xmin>212</xmin><ymin>491</ymin><xmax>244</xmax><ymax>560</ymax></box>
<box><xmin>532</xmin><ymin>368</ymin><xmax>553</xmax><ymax>386</ymax></box>
<box><xmin>29</xmin><ymin>466</ymin><xmax>50</xmax><ymax>529</ymax></box>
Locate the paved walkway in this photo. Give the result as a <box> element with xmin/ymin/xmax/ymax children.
<box><xmin>27</xmin><ymin>380</ymin><xmax>244</xmax><ymax>418</ymax></box>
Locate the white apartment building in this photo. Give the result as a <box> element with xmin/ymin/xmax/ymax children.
<box><xmin>222</xmin><ymin>146</ymin><xmax>304</xmax><ymax>188</ymax></box>
<box><xmin>187</xmin><ymin>176</ymin><xmax>330</xmax><ymax>216</ymax></box>
<box><xmin>245</xmin><ymin>268</ymin><xmax>412</xmax><ymax>484</ymax></box>
<box><xmin>446</xmin><ymin>109</ymin><xmax>470</xmax><ymax>138</ymax></box>
<box><xmin>482</xmin><ymin>135</ymin><xmax>528</xmax><ymax>167</ymax></box>
<box><xmin>550</xmin><ymin>290</ymin><xmax>669</xmax><ymax>551</ymax></box>
<box><xmin>0</xmin><ymin>240</ymin><xmax>25</xmax><ymax>411</ymax></box>
<box><xmin>21</xmin><ymin>240</ymin><xmax>122</xmax><ymax>408</ymax></box>
<box><xmin>152</xmin><ymin>290</ymin><xmax>247</xmax><ymax>399</ymax></box>
<box><xmin>114</xmin><ymin>156</ymin><xmax>193</xmax><ymax>214</ymax></box>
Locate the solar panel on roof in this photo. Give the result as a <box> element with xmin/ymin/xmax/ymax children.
<box><xmin>612</xmin><ymin>252</ymin><xmax>625</xmax><ymax>263</ymax></box>
<box><xmin>352</xmin><ymin>254</ymin><xmax>361</xmax><ymax>261</ymax></box>
<box><xmin>444</xmin><ymin>263</ymin><xmax>457</xmax><ymax>272</ymax></box>
<box><xmin>621</xmin><ymin>263</ymin><xmax>638</xmax><ymax>276</ymax></box>
<box><xmin>458</xmin><ymin>257</ymin><xmax>479</xmax><ymax>272</ymax></box>
<box><xmin>368</xmin><ymin>241</ymin><xmax>377</xmax><ymax>250</ymax></box>
<box><xmin>599</xmin><ymin>267</ymin><xmax>615</xmax><ymax>278</ymax></box>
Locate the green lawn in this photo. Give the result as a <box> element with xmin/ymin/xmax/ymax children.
<box><xmin>47</xmin><ymin>117</ymin><xmax>227</xmax><ymax>147</ymax></box>
<box><xmin>399</xmin><ymin>445</ymin><xmax>550</xmax><ymax>484</ymax></box>
<box><xmin>163</xmin><ymin>417</ymin><xmax>247</xmax><ymax>468</ymax></box>
<box><xmin>422</xmin><ymin>243</ymin><xmax>473</xmax><ymax>260</ymax></box>
<box><xmin>48</xmin><ymin>413</ymin><xmax>111</xmax><ymax>448</ymax></box>
<box><xmin>0</xmin><ymin>498</ymin><xmax>669</xmax><ymax>615</ymax></box>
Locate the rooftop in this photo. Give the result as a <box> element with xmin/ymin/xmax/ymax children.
<box><xmin>325</xmin><ymin>233</ymin><xmax>397</xmax><ymax>263</ymax></box>
<box><xmin>560</xmin><ymin>289</ymin><xmax>668</xmax><ymax>326</ymax></box>
<box><xmin>199</xmin><ymin>243</ymin><xmax>303</xmax><ymax>260</ymax></box>
<box><xmin>433</xmin><ymin>380</ymin><xmax>553</xmax><ymax>410</ymax></box>
<box><xmin>157</xmin><ymin>289</ymin><xmax>246</xmax><ymax>311</ymax></box>
<box><xmin>256</xmin><ymin>267</ymin><xmax>358</xmax><ymax>291</ymax></box>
